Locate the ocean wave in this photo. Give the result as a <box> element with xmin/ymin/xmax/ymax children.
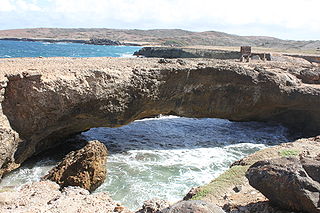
<box><xmin>0</xmin><ymin>116</ymin><xmax>289</xmax><ymax>210</ymax></box>
<box><xmin>120</xmin><ymin>53</ymin><xmax>136</xmax><ymax>58</ymax></box>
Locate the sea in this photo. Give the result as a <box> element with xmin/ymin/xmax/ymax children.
<box><xmin>0</xmin><ymin>40</ymin><xmax>141</xmax><ymax>58</ymax></box>
<box><xmin>0</xmin><ymin>40</ymin><xmax>290</xmax><ymax>210</ymax></box>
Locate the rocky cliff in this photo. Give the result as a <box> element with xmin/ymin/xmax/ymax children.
<box><xmin>134</xmin><ymin>47</ymin><xmax>242</xmax><ymax>59</ymax></box>
<box><xmin>0</xmin><ymin>57</ymin><xmax>319</xmax><ymax>177</ymax></box>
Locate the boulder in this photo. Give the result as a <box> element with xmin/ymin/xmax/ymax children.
<box><xmin>43</xmin><ymin>140</ymin><xmax>107</xmax><ymax>192</ymax></box>
<box><xmin>299</xmin><ymin>68</ymin><xmax>320</xmax><ymax>84</ymax></box>
<box><xmin>162</xmin><ymin>200</ymin><xmax>225</xmax><ymax>213</ymax></box>
<box><xmin>246</xmin><ymin>157</ymin><xmax>320</xmax><ymax>213</ymax></box>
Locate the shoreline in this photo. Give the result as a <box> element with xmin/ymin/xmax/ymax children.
<box><xmin>0</xmin><ymin>37</ymin><xmax>143</xmax><ymax>46</ymax></box>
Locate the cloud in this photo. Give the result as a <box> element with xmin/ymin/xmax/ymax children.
<box><xmin>0</xmin><ymin>0</ymin><xmax>319</xmax><ymax>40</ymax></box>
<box><xmin>0</xmin><ymin>0</ymin><xmax>16</xmax><ymax>11</ymax></box>
<box><xmin>0</xmin><ymin>0</ymin><xmax>41</xmax><ymax>12</ymax></box>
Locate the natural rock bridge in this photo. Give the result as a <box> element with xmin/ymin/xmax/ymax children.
<box><xmin>0</xmin><ymin>57</ymin><xmax>319</xmax><ymax>177</ymax></box>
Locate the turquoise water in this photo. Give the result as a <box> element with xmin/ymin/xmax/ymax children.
<box><xmin>0</xmin><ymin>40</ymin><xmax>141</xmax><ymax>58</ymax></box>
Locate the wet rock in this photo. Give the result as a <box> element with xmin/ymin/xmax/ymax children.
<box><xmin>162</xmin><ymin>200</ymin><xmax>225</xmax><ymax>213</ymax></box>
<box><xmin>183</xmin><ymin>187</ymin><xmax>201</xmax><ymax>200</ymax></box>
<box><xmin>136</xmin><ymin>199</ymin><xmax>170</xmax><ymax>213</ymax></box>
<box><xmin>0</xmin><ymin>181</ymin><xmax>132</xmax><ymax>213</ymax></box>
<box><xmin>246</xmin><ymin>157</ymin><xmax>320</xmax><ymax>213</ymax></box>
<box><xmin>43</xmin><ymin>140</ymin><xmax>107</xmax><ymax>192</ymax></box>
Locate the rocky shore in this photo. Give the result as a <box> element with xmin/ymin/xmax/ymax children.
<box><xmin>0</xmin><ymin>180</ymin><xmax>132</xmax><ymax>213</ymax></box>
<box><xmin>185</xmin><ymin>136</ymin><xmax>320</xmax><ymax>213</ymax></box>
<box><xmin>0</xmin><ymin>56</ymin><xmax>319</xmax><ymax>212</ymax></box>
<box><xmin>1</xmin><ymin>137</ymin><xmax>319</xmax><ymax>212</ymax></box>
<box><xmin>0</xmin><ymin>37</ymin><xmax>141</xmax><ymax>46</ymax></box>
<box><xmin>134</xmin><ymin>47</ymin><xmax>272</xmax><ymax>61</ymax></box>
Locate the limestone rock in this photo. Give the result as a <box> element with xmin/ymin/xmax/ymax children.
<box><xmin>43</xmin><ymin>140</ymin><xmax>107</xmax><ymax>192</ymax></box>
<box><xmin>0</xmin><ymin>57</ymin><xmax>320</xmax><ymax>177</ymax></box>
<box><xmin>134</xmin><ymin>47</ymin><xmax>241</xmax><ymax>59</ymax></box>
<box><xmin>162</xmin><ymin>200</ymin><xmax>225</xmax><ymax>213</ymax></box>
<box><xmin>0</xmin><ymin>181</ymin><xmax>132</xmax><ymax>213</ymax></box>
<box><xmin>299</xmin><ymin>68</ymin><xmax>320</xmax><ymax>84</ymax></box>
<box><xmin>246</xmin><ymin>157</ymin><xmax>320</xmax><ymax>213</ymax></box>
<box><xmin>136</xmin><ymin>199</ymin><xmax>171</xmax><ymax>213</ymax></box>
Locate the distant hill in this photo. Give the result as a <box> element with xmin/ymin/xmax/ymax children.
<box><xmin>0</xmin><ymin>28</ymin><xmax>319</xmax><ymax>52</ymax></box>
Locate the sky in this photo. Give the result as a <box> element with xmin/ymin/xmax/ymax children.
<box><xmin>0</xmin><ymin>0</ymin><xmax>319</xmax><ymax>40</ymax></box>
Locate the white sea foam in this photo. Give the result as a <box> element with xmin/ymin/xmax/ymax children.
<box><xmin>0</xmin><ymin>116</ymin><xmax>289</xmax><ymax>210</ymax></box>
<box><xmin>120</xmin><ymin>53</ymin><xmax>136</xmax><ymax>58</ymax></box>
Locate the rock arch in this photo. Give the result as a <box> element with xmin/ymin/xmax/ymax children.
<box><xmin>0</xmin><ymin>57</ymin><xmax>319</xmax><ymax>177</ymax></box>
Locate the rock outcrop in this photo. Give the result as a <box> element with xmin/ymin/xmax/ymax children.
<box><xmin>298</xmin><ymin>68</ymin><xmax>320</xmax><ymax>84</ymax></box>
<box><xmin>43</xmin><ymin>140</ymin><xmax>107</xmax><ymax>192</ymax></box>
<box><xmin>186</xmin><ymin>136</ymin><xmax>320</xmax><ymax>213</ymax></box>
<box><xmin>0</xmin><ymin>181</ymin><xmax>131</xmax><ymax>213</ymax></box>
<box><xmin>134</xmin><ymin>47</ymin><xmax>272</xmax><ymax>61</ymax></box>
<box><xmin>0</xmin><ymin>57</ymin><xmax>320</xmax><ymax>177</ymax></box>
<box><xmin>134</xmin><ymin>47</ymin><xmax>242</xmax><ymax>59</ymax></box>
<box><xmin>162</xmin><ymin>200</ymin><xmax>225</xmax><ymax>213</ymax></box>
<box><xmin>136</xmin><ymin>199</ymin><xmax>171</xmax><ymax>213</ymax></box>
<box><xmin>246</xmin><ymin>157</ymin><xmax>320</xmax><ymax>213</ymax></box>
<box><xmin>85</xmin><ymin>38</ymin><xmax>122</xmax><ymax>45</ymax></box>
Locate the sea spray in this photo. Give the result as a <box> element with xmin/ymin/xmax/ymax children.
<box><xmin>0</xmin><ymin>116</ymin><xmax>289</xmax><ymax>210</ymax></box>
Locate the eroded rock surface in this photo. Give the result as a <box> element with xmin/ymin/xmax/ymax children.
<box><xmin>0</xmin><ymin>181</ymin><xmax>131</xmax><ymax>213</ymax></box>
<box><xmin>43</xmin><ymin>140</ymin><xmax>107</xmax><ymax>192</ymax></box>
<box><xmin>186</xmin><ymin>136</ymin><xmax>320</xmax><ymax>213</ymax></box>
<box><xmin>246</xmin><ymin>156</ymin><xmax>320</xmax><ymax>213</ymax></box>
<box><xmin>298</xmin><ymin>68</ymin><xmax>320</xmax><ymax>84</ymax></box>
<box><xmin>162</xmin><ymin>200</ymin><xmax>225</xmax><ymax>213</ymax></box>
<box><xmin>136</xmin><ymin>199</ymin><xmax>171</xmax><ymax>213</ymax></box>
<box><xmin>0</xmin><ymin>57</ymin><xmax>320</xmax><ymax>176</ymax></box>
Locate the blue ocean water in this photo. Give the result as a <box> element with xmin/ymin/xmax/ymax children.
<box><xmin>0</xmin><ymin>40</ymin><xmax>141</xmax><ymax>58</ymax></box>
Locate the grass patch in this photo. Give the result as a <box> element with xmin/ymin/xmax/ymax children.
<box><xmin>279</xmin><ymin>149</ymin><xmax>299</xmax><ymax>157</ymax></box>
<box><xmin>191</xmin><ymin>165</ymin><xmax>250</xmax><ymax>200</ymax></box>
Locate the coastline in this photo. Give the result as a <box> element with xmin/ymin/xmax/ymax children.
<box><xmin>0</xmin><ymin>56</ymin><xmax>319</xmax><ymax>212</ymax></box>
<box><xmin>0</xmin><ymin>37</ymin><xmax>143</xmax><ymax>46</ymax></box>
